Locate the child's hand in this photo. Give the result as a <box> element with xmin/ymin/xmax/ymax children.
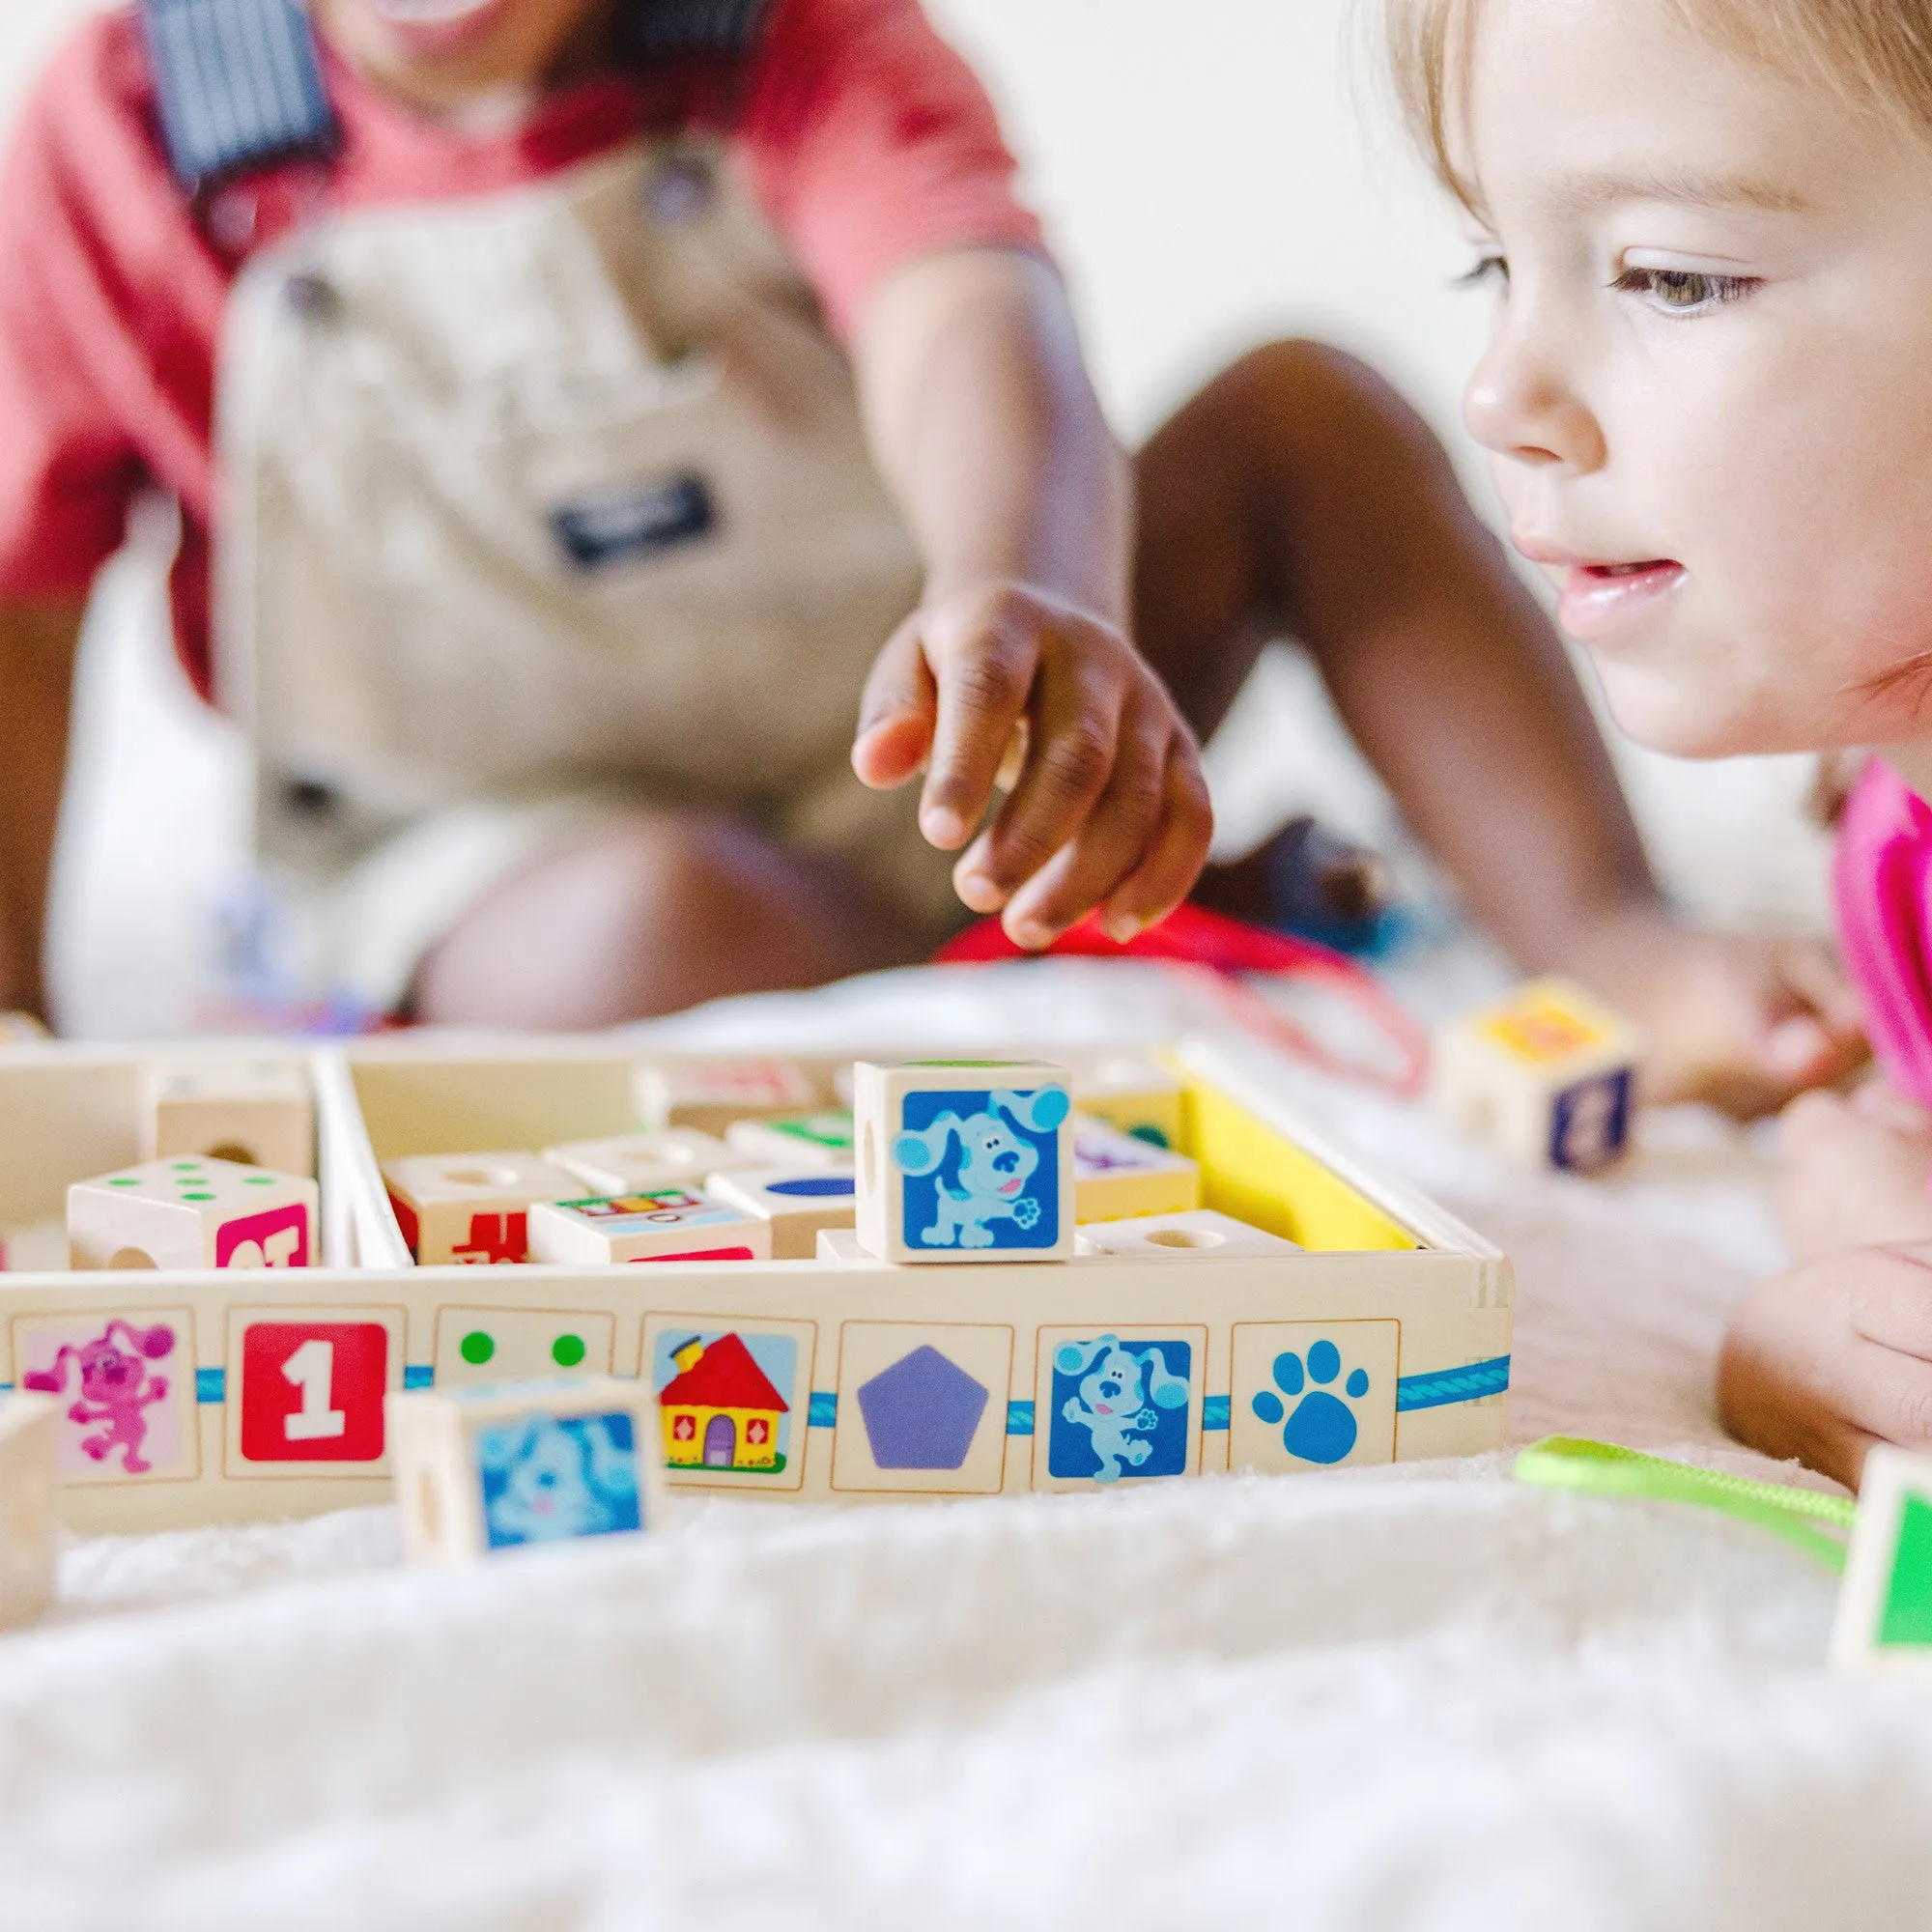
<box><xmin>1567</xmin><ymin>909</ymin><xmax>1868</xmax><ymax>1118</ymax></box>
<box><xmin>852</xmin><ymin>581</ymin><xmax>1212</xmax><ymax>949</ymax></box>
<box><xmin>1778</xmin><ymin>1084</ymin><xmax>1932</xmax><ymax>1264</ymax></box>
<box><xmin>1719</xmin><ymin>1244</ymin><xmax>1932</xmax><ymax>1490</ymax></box>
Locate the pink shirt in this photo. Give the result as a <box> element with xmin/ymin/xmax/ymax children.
<box><xmin>1835</xmin><ymin>757</ymin><xmax>1932</xmax><ymax>1104</ymax></box>
<box><xmin>0</xmin><ymin>1</ymin><xmax>1043</xmax><ymax>698</ymax></box>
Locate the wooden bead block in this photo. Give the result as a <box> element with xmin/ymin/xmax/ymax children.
<box><xmin>141</xmin><ymin>1056</ymin><xmax>314</xmax><ymax>1176</ymax></box>
<box><xmin>388</xmin><ymin>1375</ymin><xmax>670</xmax><ymax>1566</ymax></box>
<box><xmin>634</xmin><ymin>1058</ymin><xmax>820</xmax><ymax>1136</ymax></box>
<box><xmin>815</xmin><ymin>1227</ymin><xmax>895</xmax><ymax>1264</ymax></box>
<box><xmin>382</xmin><ymin>1151</ymin><xmax>582</xmax><ymax>1264</ymax></box>
<box><xmin>724</xmin><ymin>1109</ymin><xmax>855</xmax><ymax>1168</ymax></box>
<box><xmin>1068</xmin><ymin>1054</ymin><xmax>1186</xmax><ymax>1151</ymax></box>
<box><xmin>542</xmin><ymin>1131</ymin><xmax>730</xmax><ymax>1196</ymax></box>
<box><xmin>853</xmin><ymin>1060</ymin><xmax>1074</xmax><ymax>1263</ymax></box>
<box><xmin>1075</xmin><ymin>1208</ymin><xmax>1299</xmax><ymax>1260</ymax></box>
<box><xmin>1833</xmin><ymin>1446</ymin><xmax>1932</xmax><ymax>1678</ymax></box>
<box><xmin>704</xmin><ymin>1165</ymin><xmax>855</xmax><ymax>1260</ymax></box>
<box><xmin>1071</xmin><ymin>1114</ymin><xmax>1201</xmax><ymax>1224</ymax></box>
<box><xmin>1433</xmin><ymin>978</ymin><xmax>1641</xmax><ymax>1175</ymax></box>
<box><xmin>69</xmin><ymin>1156</ymin><xmax>318</xmax><ymax>1270</ymax></box>
<box><xmin>0</xmin><ymin>1393</ymin><xmax>57</xmax><ymax>1628</ymax></box>
<box><xmin>526</xmin><ymin>1186</ymin><xmax>773</xmax><ymax>1264</ymax></box>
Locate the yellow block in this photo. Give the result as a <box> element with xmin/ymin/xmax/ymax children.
<box><xmin>1179</xmin><ymin>1074</ymin><xmax>1418</xmax><ymax>1254</ymax></box>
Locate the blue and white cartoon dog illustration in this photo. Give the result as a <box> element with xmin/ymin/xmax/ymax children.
<box><xmin>894</xmin><ymin>1085</ymin><xmax>1069</xmax><ymax>1250</ymax></box>
<box><xmin>1054</xmin><ymin>1335</ymin><xmax>1190</xmax><ymax>1481</ymax></box>
<box><xmin>477</xmin><ymin>1410</ymin><xmax>641</xmax><ymax>1548</ymax></box>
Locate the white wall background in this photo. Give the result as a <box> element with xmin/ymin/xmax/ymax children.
<box><xmin>0</xmin><ymin>0</ymin><xmax>1833</xmax><ymax>1035</ymax></box>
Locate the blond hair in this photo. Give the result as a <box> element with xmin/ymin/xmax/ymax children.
<box><xmin>1386</xmin><ymin>0</ymin><xmax>1932</xmax><ymax>203</ymax></box>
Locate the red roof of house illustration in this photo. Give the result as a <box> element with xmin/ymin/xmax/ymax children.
<box><xmin>660</xmin><ymin>1333</ymin><xmax>788</xmax><ymax>1412</ymax></box>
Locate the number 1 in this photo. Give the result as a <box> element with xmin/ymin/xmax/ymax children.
<box><xmin>282</xmin><ymin>1339</ymin><xmax>346</xmax><ymax>1441</ymax></box>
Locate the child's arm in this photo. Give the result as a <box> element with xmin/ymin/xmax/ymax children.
<box><xmin>849</xmin><ymin>247</ymin><xmax>1212</xmax><ymax>949</ymax></box>
<box><xmin>0</xmin><ymin>599</ymin><xmax>82</xmax><ymax>1022</ymax></box>
<box><xmin>1144</xmin><ymin>343</ymin><xmax>1863</xmax><ymax>1115</ymax></box>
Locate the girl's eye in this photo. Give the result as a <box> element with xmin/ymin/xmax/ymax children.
<box><xmin>1612</xmin><ymin>266</ymin><xmax>1757</xmax><ymax>314</ymax></box>
<box><xmin>1456</xmin><ymin>254</ymin><xmax>1508</xmax><ymax>291</ymax></box>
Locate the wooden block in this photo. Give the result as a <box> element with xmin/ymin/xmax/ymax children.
<box><xmin>526</xmin><ymin>1186</ymin><xmax>773</xmax><ymax>1264</ymax></box>
<box><xmin>0</xmin><ymin>1393</ymin><xmax>57</xmax><ymax>1628</ymax></box>
<box><xmin>1069</xmin><ymin>1054</ymin><xmax>1186</xmax><ymax>1151</ymax></box>
<box><xmin>141</xmin><ymin>1056</ymin><xmax>315</xmax><ymax>1175</ymax></box>
<box><xmin>853</xmin><ymin>1060</ymin><xmax>1075</xmax><ymax>1263</ymax></box>
<box><xmin>388</xmin><ymin>1375</ymin><xmax>669</xmax><ymax>1565</ymax></box>
<box><xmin>381</xmin><ymin>1151</ymin><xmax>582</xmax><ymax>1264</ymax></box>
<box><xmin>634</xmin><ymin>1058</ymin><xmax>820</xmax><ymax>1136</ymax></box>
<box><xmin>704</xmin><ymin>1166</ymin><xmax>856</xmax><ymax>1260</ymax></box>
<box><xmin>815</xmin><ymin>1226</ymin><xmax>887</xmax><ymax>1264</ymax></box>
<box><xmin>69</xmin><ymin>1156</ymin><xmax>318</xmax><ymax>1270</ymax></box>
<box><xmin>1075</xmin><ymin>1208</ymin><xmax>1299</xmax><ymax>1259</ymax></box>
<box><xmin>542</xmin><ymin>1131</ymin><xmax>730</xmax><ymax>1195</ymax></box>
<box><xmin>1833</xmin><ymin>1446</ymin><xmax>1932</xmax><ymax>1677</ymax></box>
<box><xmin>1071</xmin><ymin>1114</ymin><xmax>1201</xmax><ymax>1224</ymax></box>
<box><xmin>1433</xmin><ymin>978</ymin><xmax>1640</xmax><ymax>1174</ymax></box>
<box><xmin>725</xmin><ymin>1109</ymin><xmax>855</xmax><ymax>1168</ymax></box>
<box><xmin>1</xmin><ymin>1219</ymin><xmax>69</xmax><ymax>1273</ymax></box>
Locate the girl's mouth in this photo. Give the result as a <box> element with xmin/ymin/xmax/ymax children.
<box><xmin>368</xmin><ymin>0</ymin><xmax>513</xmax><ymax>57</ymax></box>
<box><xmin>1558</xmin><ymin>559</ymin><xmax>1687</xmax><ymax>640</ymax></box>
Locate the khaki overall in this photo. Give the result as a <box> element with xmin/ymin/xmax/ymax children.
<box><xmin>213</xmin><ymin>136</ymin><xmax>939</xmax><ymax>1006</ymax></box>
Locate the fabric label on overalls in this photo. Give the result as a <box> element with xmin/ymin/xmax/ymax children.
<box><xmin>551</xmin><ymin>472</ymin><xmax>715</xmax><ymax>570</ymax></box>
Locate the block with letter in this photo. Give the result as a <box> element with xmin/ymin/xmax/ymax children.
<box><xmin>1069</xmin><ymin>1054</ymin><xmax>1186</xmax><ymax>1151</ymax></box>
<box><xmin>705</xmin><ymin>1165</ymin><xmax>856</xmax><ymax>1260</ymax></box>
<box><xmin>0</xmin><ymin>1393</ymin><xmax>57</xmax><ymax>1628</ymax></box>
<box><xmin>725</xmin><ymin>1109</ymin><xmax>855</xmax><ymax>1168</ymax></box>
<box><xmin>1433</xmin><ymin>978</ymin><xmax>1640</xmax><ymax>1175</ymax></box>
<box><xmin>1071</xmin><ymin>1114</ymin><xmax>1201</xmax><ymax>1224</ymax></box>
<box><xmin>526</xmin><ymin>1186</ymin><xmax>772</xmax><ymax>1264</ymax></box>
<box><xmin>853</xmin><ymin>1060</ymin><xmax>1074</xmax><ymax>1263</ymax></box>
<box><xmin>542</xmin><ymin>1130</ymin><xmax>730</xmax><ymax>1196</ymax></box>
<box><xmin>1833</xmin><ymin>1446</ymin><xmax>1932</xmax><ymax>1678</ymax></box>
<box><xmin>381</xmin><ymin>1151</ymin><xmax>582</xmax><ymax>1264</ymax></box>
<box><xmin>1075</xmin><ymin>1208</ymin><xmax>1299</xmax><ymax>1260</ymax></box>
<box><xmin>69</xmin><ymin>1155</ymin><xmax>317</xmax><ymax>1270</ymax></box>
<box><xmin>388</xmin><ymin>1376</ymin><xmax>669</xmax><ymax>1565</ymax></box>
<box><xmin>140</xmin><ymin>1055</ymin><xmax>314</xmax><ymax>1176</ymax></box>
<box><xmin>634</xmin><ymin>1058</ymin><xmax>820</xmax><ymax>1136</ymax></box>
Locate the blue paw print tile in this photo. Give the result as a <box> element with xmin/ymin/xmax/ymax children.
<box><xmin>1250</xmin><ymin>1338</ymin><xmax>1372</xmax><ymax>1465</ymax></box>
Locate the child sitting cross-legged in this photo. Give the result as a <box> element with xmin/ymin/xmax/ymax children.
<box><xmin>1386</xmin><ymin>0</ymin><xmax>1932</xmax><ymax>1486</ymax></box>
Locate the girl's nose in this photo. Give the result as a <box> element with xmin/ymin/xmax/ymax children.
<box><xmin>1463</xmin><ymin>316</ymin><xmax>1606</xmax><ymax>473</ymax></box>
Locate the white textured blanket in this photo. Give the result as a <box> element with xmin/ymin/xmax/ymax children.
<box><xmin>9</xmin><ymin>962</ymin><xmax>1929</xmax><ymax>1929</ymax></box>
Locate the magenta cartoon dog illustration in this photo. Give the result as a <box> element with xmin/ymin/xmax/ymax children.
<box><xmin>23</xmin><ymin>1319</ymin><xmax>176</xmax><ymax>1474</ymax></box>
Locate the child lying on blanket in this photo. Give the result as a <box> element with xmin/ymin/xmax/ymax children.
<box><xmin>1385</xmin><ymin>0</ymin><xmax>1932</xmax><ymax>1484</ymax></box>
<box><xmin>0</xmin><ymin>0</ymin><xmax>1859</xmax><ymax>1113</ymax></box>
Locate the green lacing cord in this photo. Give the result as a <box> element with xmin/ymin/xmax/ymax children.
<box><xmin>1514</xmin><ymin>1435</ymin><xmax>1857</xmax><ymax>1573</ymax></box>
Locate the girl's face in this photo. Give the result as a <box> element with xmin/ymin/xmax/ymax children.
<box><xmin>312</xmin><ymin>0</ymin><xmax>609</xmax><ymax>113</ymax></box>
<box><xmin>1456</xmin><ymin>0</ymin><xmax>1932</xmax><ymax>758</ymax></box>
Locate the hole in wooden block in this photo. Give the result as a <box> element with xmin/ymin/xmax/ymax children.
<box><xmin>443</xmin><ymin>1166</ymin><xmax>523</xmax><ymax>1189</ymax></box>
<box><xmin>206</xmin><ymin>1141</ymin><xmax>257</xmax><ymax>1165</ymax></box>
<box><xmin>109</xmin><ymin>1247</ymin><xmax>158</xmax><ymax>1270</ymax></box>
<box><xmin>1146</xmin><ymin>1227</ymin><xmax>1224</xmax><ymax>1250</ymax></box>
